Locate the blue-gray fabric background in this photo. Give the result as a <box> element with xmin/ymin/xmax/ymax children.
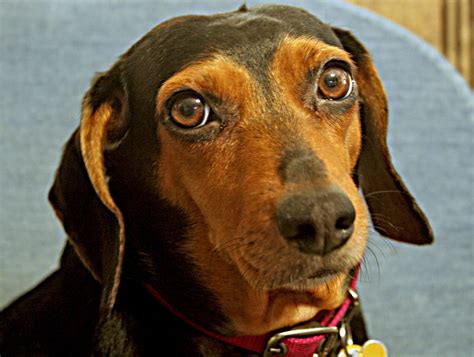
<box><xmin>1</xmin><ymin>1</ymin><xmax>473</xmax><ymax>355</ymax></box>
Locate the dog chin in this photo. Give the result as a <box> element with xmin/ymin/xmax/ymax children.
<box><xmin>228</xmin><ymin>271</ymin><xmax>349</xmax><ymax>335</ymax></box>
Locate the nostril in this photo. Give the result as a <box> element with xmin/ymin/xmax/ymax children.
<box><xmin>333</xmin><ymin>208</ymin><xmax>356</xmax><ymax>248</ymax></box>
<box><xmin>286</xmin><ymin>222</ymin><xmax>323</xmax><ymax>255</ymax></box>
<box><xmin>288</xmin><ymin>223</ymin><xmax>317</xmax><ymax>241</ymax></box>
<box><xmin>335</xmin><ymin>210</ymin><xmax>355</xmax><ymax>231</ymax></box>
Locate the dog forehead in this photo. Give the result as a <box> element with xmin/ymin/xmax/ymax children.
<box><xmin>205</xmin><ymin>5</ymin><xmax>342</xmax><ymax>49</ymax></box>
<box><xmin>121</xmin><ymin>5</ymin><xmax>342</xmax><ymax>111</ymax></box>
<box><xmin>132</xmin><ymin>4</ymin><xmax>341</xmax><ymax>62</ymax></box>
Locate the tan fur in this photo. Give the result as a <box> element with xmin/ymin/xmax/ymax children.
<box><xmin>271</xmin><ymin>36</ymin><xmax>355</xmax><ymax>105</ymax></box>
<box><xmin>154</xmin><ymin>38</ymin><xmax>367</xmax><ymax>334</ymax></box>
<box><xmin>80</xmin><ymin>102</ymin><xmax>126</xmax><ymax>310</ymax></box>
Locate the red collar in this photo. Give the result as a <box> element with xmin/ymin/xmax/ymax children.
<box><xmin>144</xmin><ymin>268</ymin><xmax>359</xmax><ymax>356</ymax></box>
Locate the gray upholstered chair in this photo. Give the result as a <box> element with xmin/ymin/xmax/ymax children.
<box><xmin>1</xmin><ymin>1</ymin><xmax>472</xmax><ymax>355</ymax></box>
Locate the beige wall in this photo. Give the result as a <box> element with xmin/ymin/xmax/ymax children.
<box><xmin>346</xmin><ymin>0</ymin><xmax>473</xmax><ymax>87</ymax></box>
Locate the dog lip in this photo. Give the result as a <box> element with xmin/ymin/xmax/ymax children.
<box><xmin>277</xmin><ymin>270</ymin><xmax>340</xmax><ymax>290</ymax></box>
<box><xmin>236</xmin><ymin>253</ymin><xmax>342</xmax><ymax>290</ymax></box>
<box><xmin>307</xmin><ymin>269</ymin><xmax>339</xmax><ymax>280</ymax></box>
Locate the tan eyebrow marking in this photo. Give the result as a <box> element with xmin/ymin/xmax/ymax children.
<box><xmin>156</xmin><ymin>54</ymin><xmax>260</xmax><ymax>120</ymax></box>
<box><xmin>270</xmin><ymin>36</ymin><xmax>355</xmax><ymax>105</ymax></box>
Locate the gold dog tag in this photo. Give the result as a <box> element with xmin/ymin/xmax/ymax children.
<box><xmin>361</xmin><ymin>340</ymin><xmax>387</xmax><ymax>357</ymax></box>
<box><xmin>337</xmin><ymin>340</ymin><xmax>387</xmax><ymax>357</ymax></box>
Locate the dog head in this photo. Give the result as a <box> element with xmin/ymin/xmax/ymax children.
<box><xmin>49</xmin><ymin>5</ymin><xmax>433</xmax><ymax>335</ymax></box>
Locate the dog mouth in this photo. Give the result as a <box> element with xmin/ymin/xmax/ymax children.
<box><xmin>275</xmin><ymin>271</ymin><xmax>343</xmax><ymax>293</ymax></box>
<box><xmin>236</xmin><ymin>252</ymin><xmax>347</xmax><ymax>291</ymax></box>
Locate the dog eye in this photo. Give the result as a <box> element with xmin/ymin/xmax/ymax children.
<box><xmin>318</xmin><ymin>67</ymin><xmax>353</xmax><ymax>100</ymax></box>
<box><xmin>169</xmin><ymin>92</ymin><xmax>210</xmax><ymax>128</ymax></box>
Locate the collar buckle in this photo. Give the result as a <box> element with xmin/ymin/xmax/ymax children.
<box><xmin>264</xmin><ymin>288</ymin><xmax>360</xmax><ymax>357</ymax></box>
<box><xmin>263</xmin><ymin>323</ymin><xmax>339</xmax><ymax>357</ymax></box>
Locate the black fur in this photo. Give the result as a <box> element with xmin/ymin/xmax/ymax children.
<box><xmin>1</xmin><ymin>5</ymin><xmax>371</xmax><ymax>356</ymax></box>
<box><xmin>279</xmin><ymin>146</ymin><xmax>327</xmax><ymax>184</ymax></box>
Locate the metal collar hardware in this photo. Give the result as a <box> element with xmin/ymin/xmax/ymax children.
<box><xmin>145</xmin><ymin>268</ymin><xmax>362</xmax><ymax>357</ymax></box>
<box><xmin>264</xmin><ymin>325</ymin><xmax>339</xmax><ymax>357</ymax></box>
<box><xmin>263</xmin><ymin>288</ymin><xmax>360</xmax><ymax>357</ymax></box>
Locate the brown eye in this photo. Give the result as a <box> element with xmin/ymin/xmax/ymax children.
<box><xmin>169</xmin><ymin>92</ymin><xmax>210</xmax><ymax>128</ymax></box>
<box><xmin>318</xmin><ymin>67</ymin><xmax>353</xmax><ymax>100</ymax></box>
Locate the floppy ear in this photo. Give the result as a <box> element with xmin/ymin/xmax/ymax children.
<box><xmin>333</xmin><ymin>28</ymin><xmax>433</xmax><ymax>245</ymax></box>
<box><xmin>48</xmin><ymin>67</ymin><xmax>130</xmax><ymax>312</ymax></box>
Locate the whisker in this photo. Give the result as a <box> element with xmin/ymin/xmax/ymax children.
<box><xmin>363</xmin><ymin>189</ymin><xmax>404</xmax><ymax>199</ymax></box>
<box><xmin>369</xmin><ymin>213</ymin><xmax>402</xmax><ymax>233</ymax></box>
<box><xmin>360</xmin><ymin>245</ymin><xmax>381</xmax><ymax>285</ymax></box>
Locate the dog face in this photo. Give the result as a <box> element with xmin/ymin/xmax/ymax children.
<box><xmin>49</xmin><ymin>5</ymin><xmax>433</xmax><ymax>335</ymax></box>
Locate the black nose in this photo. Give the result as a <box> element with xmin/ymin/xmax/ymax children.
<box><xmin>276</xmin><ymin>186</ymin><xmax>356</xmax><ymax>255</ymax></box>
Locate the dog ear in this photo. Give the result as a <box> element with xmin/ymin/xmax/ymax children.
<box><xmin>333</xmin><ymin>27</ymin><xmax>433</xmax><ymax>245</ymax></box>
<box><xmin>49</xmin><ymin>66</ymin><xmax>129</xmax><ymax>312</ymax></box>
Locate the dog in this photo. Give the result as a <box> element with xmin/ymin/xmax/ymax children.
<box><xmin>0</xmin><ymin>4</ymin><xmax>433</xmax><ymax>356</ymax></box>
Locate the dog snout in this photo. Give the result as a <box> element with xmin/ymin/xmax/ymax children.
<box><xmin>276</xmin><ymin>186</ymin><xmax>356</xmax><ymax>255</ymax></box>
